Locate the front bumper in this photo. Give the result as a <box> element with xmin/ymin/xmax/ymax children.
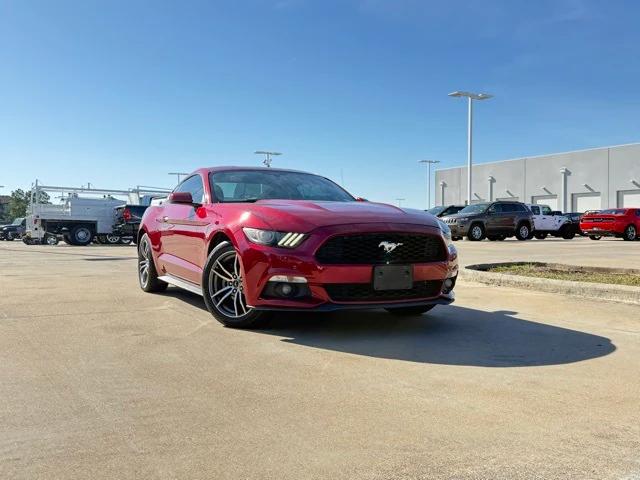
<box><xmin>236</xmin><ymin>223</ymin><xmax>459</xmax><ymax>311</ymax></box>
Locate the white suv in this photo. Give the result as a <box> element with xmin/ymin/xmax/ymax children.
<box><xmin>526</xmin><ymin>204</ymin><xmax>576</xmax><ymax>240</ymax></box>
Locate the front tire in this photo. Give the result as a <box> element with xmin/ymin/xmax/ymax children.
<box><xmin>138</xmin><ymin>233</ymin><xmax>168</xmax><ymax>293</ymax></box>
<box><xmin>385</xmin><ymin>305</ymin><xmax>435</xmax><ymax>316</ymax></box>
<box><xmin>589</xmin><ymin>235</ymin><xmax>602</xmax><ymax>241</ymax></box>
<box><xmin>105</xmin><ymin>234</ymin><xmax>121</xmax><ymax>245</ymax></box>
<box><xmin>623</xmin><ymin>225</ymin><xmax>637</xmax><ymax>241</ymax></box>
<box><xmin>202</xmin><ymin>241</ymin><xmax>268</xmax><ymax>329</ymax></box>
<box><xmin>534</xmin><ymin>232</ymin><xmax>547</xmax><ymax>240</ymax></box>
<box><xmin>467</xmin><ymin>223</ymin><xmax>485</xmax><ymax>241</ymax></box>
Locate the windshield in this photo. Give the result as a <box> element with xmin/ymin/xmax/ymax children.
<box><xmin>458</xmin><ymin>203</ymin><xmax>489</xmax><ymax>214</ymax></box>
<box><xmin>210</xmin><ymin>170</ymin><xmax>355</xmax><ymax>203</ymax></box>
<box><xmin>427</xmin><ymin>206</ymin><xmax>446</xmax><ymax>216</ymax></box>
<box><xmin>12</xmin><ymin>217</ymin><xmax>24</xmax><ymax>225</ymax></box>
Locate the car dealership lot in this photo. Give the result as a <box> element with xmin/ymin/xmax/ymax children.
<box><xmin>1</xmin><ymin>241</ymin><xmax>639</xmax><ymax>479</ymax></box>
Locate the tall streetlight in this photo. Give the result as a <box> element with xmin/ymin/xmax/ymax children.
<box><xmin>448</xmin><ymin>91</ymin><xmax>493</xmax><ymax>205</ymax></box>
<box><xmin>254</xmin><ymin>151</ymin><xmax>282</xmax><ymax>168</ymax></box>
<box><xmin>169</xmin><ymin>172</ymin><xmax>190</xmax><ymax>184</ymax></box>
<box><xmin>396</xmin><ymin>198</ymin><xmax>405</xmax><ymax>207</ymax></box>
<box><xmin>418</xmin><ymin>160</ymin><xmax>440</xmax><ymax>209</ymax></box>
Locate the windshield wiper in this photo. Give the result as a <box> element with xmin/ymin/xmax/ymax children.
<box><xmin>226</xmin><ymin>198</ymin><xmax>261</xmax><ymax>203</ymax></box>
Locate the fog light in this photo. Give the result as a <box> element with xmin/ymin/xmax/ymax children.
<box><xmin>442</xmin><ymin>276</ymin><xmax>457</xmax><ymax>294</ymax></box>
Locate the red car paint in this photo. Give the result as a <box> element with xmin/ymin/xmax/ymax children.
<box><xmin>139</xmin><ymin>167</ymin><xmax>458</xmax><ymax>311</ymax></box>
<box><xmin>579</xmin><ymin>208</ymin><xmax>640</xmax><ymax>240</ymax></box>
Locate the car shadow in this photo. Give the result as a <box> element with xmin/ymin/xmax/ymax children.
<box><xmin>162</xmin><ymin>288</ymin><xmax>615</xmax><ymax>368</ymax></box>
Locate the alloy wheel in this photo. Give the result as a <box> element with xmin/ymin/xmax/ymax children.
<box><xmin>626</xmin><ymin>226</ymin><xmax>636</xmax><ymax>240</ymax></box>
<box><xmin>208</xmin><ymin>250</ymin><xmax>250</xmax><ymax>318</ymax></box>
<box><xmin>138</xmin><ymin>239</ymin><xmax>150</xmax><ymax>287</ymax></box>
<box><xmin>519</xmin><ymin>225</ymin><xmax>529</xmax><ymax>238</ymax></box>
<box><xmin>470</xmin><ymin>226</ymin><xmax>482</xmax><ymax>240</ymax></box>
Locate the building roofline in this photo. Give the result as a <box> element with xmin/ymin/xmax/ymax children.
<box><xmin>435</xmin><ymin>142</ymin><xmax>640</xmax><ymax>172</ymax></box>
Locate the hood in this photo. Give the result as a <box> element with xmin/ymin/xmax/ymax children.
<box><xmin>443</xmin><ymin>211</ymin><xmax>482</xmax><ymax>220</ymax></box>
<box><xmin>242</xmin><ymin>200</ymin><xmax>441</xmax><ymax>231</ymax></box>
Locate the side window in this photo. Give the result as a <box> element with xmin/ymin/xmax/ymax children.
<box><xmin>541</xmin><ymin>205</ymin><xmax>552</xmax><ymax>215</ymax></box>
<box><xmin>503</xmin><ymin>204</ymin><xmax>516</xmax><ymax>213</ymax></box>
<box><xmin>636</xmin><ymin>209</ymin><xmax>640</xmax><ymax>217</ymax></box>
<box><xmin>489</xmin><ymin>204</ymin><xmax>502</xmax><ymax>213</ymax></box>
<box><xmin>175</xmin><ymin>175</ymin><xmax>205</xmax><ymax>204</ymax></box>
<box><xmin>531</xmin><ymin>205</ymin><xmax>540</xmax><ymax>215</ymax></box>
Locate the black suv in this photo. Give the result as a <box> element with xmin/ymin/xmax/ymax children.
<box><xmin>0</xmin><ymin>217</ymin><xmax>26</xmax><ymax>241</ymax></box>
<box><xmin>426</xmin><ymin>205</ymin><xmax>465</xmax><ymax>217</ymax></box>
<box><xmin>441</xmin><ymin>201</ymin><xmax>534</xmax><ymax>241</ymax></box>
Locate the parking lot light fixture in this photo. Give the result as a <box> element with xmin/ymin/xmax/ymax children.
<box><xmin>396</xmin><ymin>198</ymin><xmax>406</xmax><ymax>207</ymax></box>
<box><xmin>418</xmin><ymin>160</ymin><xmax>440</xmax><ymax>209</ymax></box>
<box><xmin>254</xmin><ymin>151</ymin><xmax>282</xmax><ymax>168</ymax></box>
<box><xmin>448</xmin><ymin>91</ymin><xmax>493</xmax><ymax>206</ymax></box>
<box><xmin>631</xmin><ymin>179</ymin><xmax>640</xmax><ymax>188</ymax></box>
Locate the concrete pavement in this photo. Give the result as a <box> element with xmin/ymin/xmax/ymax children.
<box><xmin>0</xmin><ymin>241</ymin><xmax>638</xmax><ymax>479</ymax></box>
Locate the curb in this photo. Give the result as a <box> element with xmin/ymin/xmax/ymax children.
<box><xmin>460</xmin><ymin>263</ymin><xmax>640</xmax><ymax>305</ymax></box>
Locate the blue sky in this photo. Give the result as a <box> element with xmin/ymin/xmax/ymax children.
<box><xmin>1</xmin><ymin>0</ymin><xmax>639</xmax><ymax>207</ymax></box>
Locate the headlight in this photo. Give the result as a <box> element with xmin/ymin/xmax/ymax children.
<box><xmin>243</xmin><ymin>227</ymin><xmax>307</xmax><ymax>248</ymax></box>
<box><xmin>457</xmin><ymin>217</ymin><xmax>469</xmax><ymax>223</ymax></box>
<box><xmin>437</xmin><ymin>219</ymin><xmax>452</xmax><ymax>245</ymax></box>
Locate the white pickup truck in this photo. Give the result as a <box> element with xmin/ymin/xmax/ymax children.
<box><xmin>526</xmin><ymin>204</ymin><xmax>576</xmax><ymax>240</ymax></box>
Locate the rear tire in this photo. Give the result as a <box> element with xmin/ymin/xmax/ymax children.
<box><xmin>45</xmin><ymin>234</ymin><xmax>59</xmax><ymax>246</ymax></box>
<box><xmin>385</xmin><ymin>305</ymin><xmax>435</xmax><ymax>316</ymax></box>
<box><xmin>623</xmin><ymin>225</ymin><xmax>637</xmax><ymax>241</ymax></box>
<box><xmin>69</xmin><ymin>225</ymin><xmax>93</xmax><ymax>246</ymax></box>
<box><xmin>534</xmin><ymin>233</ymin><xmax>547</xmax><ymax>240</ymax></box>
<box><xmin>515</xmin><ymin>223</ymin><xmax>531</xmax><ymax>241</ymax></box>
<box><xmin>589</xmin><ymin>235</ymin><xmax>601</xmax><ymax>241</ymax></box>
<box><xmin>202</xmin><ymin>241</ymin><xmax>268</xmax><ymax>329</ymax></box>
<box><xmin>138</xmin><ymin>233</ymin><xmax>168</xmax><ymax>293</ymax></box>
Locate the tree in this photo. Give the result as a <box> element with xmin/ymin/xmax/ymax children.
<box><xmin>5</xmin><ymin>189</ymin><xmax>50</xmax><ymax>219</ymax></box>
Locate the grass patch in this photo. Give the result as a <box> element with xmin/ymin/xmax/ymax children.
<box><xmin>489</xmin><ymin>263</ymin><xmax>640</xmax><ymax>287</ymax></box>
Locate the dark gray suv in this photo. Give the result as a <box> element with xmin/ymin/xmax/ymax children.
<box><xmin>441</xmin><ymin>201</ymin><xmax>534</xmax><ymax>241</ymax></box>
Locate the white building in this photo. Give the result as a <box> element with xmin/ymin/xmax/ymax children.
<box><xmin>435</xmin><ymin>143</ymin><xmax>640</xmax><ymax>212</ymax></box>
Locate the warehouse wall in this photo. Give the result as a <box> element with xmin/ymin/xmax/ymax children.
<box><xmin>435</xmin><ymin>143</ymin><xmax>640</xmax><ymax>211</ymax></box>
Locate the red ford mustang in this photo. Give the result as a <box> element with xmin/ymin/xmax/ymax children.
<box><xmin>137</xmin><ymin>167</ymin><xmax>458</xmax><ymax>328</ymax></box>
<box><xmin>579</xmin><ymin>208</ymin><xmax>640</xmax><ymax>241</ymax></box>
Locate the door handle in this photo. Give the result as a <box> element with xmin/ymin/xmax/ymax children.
<box><xmin>162</xmin><ymin>216</ymin><xmax>169</xmax><ymax>223</ymax></box>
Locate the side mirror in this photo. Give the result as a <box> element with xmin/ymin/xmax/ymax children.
<box><xmin>168</xmin><ymin>192</ymin><xmax>194</xmax><ymax>204</ymax></box>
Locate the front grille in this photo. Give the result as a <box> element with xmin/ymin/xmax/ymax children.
<box><xmin>325</xmin><ymin>281</ymin><xmax>443</xmax><ymax>302</ymax></box>
<box><xmin>315</xmin><ymin>233</ymin><xmax>446</xmax><ymax>265</ymax></box>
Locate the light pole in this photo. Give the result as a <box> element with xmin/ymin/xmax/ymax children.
<box><xmin>254</xmin><ymin>151</ymin><xmax>282</xmax><ymax>168</ymax></box>
<box><xmin>418</xmin><ymin>160</ymin><xmax>440</xmax><ymax>209</ymax></box>
<box><xmin>169</xmin><ymin>172</ymin><xmax>189</xmax><ymax>184</ymax></box>
<box><xmin>396</xmin><ymin>198</ymin><xmax>405</xmax><ymax>207</ymax></box>
<box><xmin>448</xmin><ymin>91</ymin><xmax>493</xmax><ymax>205</ymax></box>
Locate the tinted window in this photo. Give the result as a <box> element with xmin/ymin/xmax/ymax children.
<box><xmin>540</xmin><ymin>205</ymin><xmax>552</xmax><ymax>215</ymax></box>
<box><xmin>446</xmin><ymin>206</ymin><xmax>464</xmax><ymax>215</ymax></box>
<box><xmin>530</xmin><ymin>205</ymin><xmax>540</xmax><ymax>215</ymax></box>
<box><xmin>636</xmin><ymin>210</ymin><xmax>640</xmax><ymax>217</ymax></box>
<box><xmin>600</xmin><ymin>209</ymin><xmax>626</xmax><ymax>215</ymax></box>
<box><xmin>459</xmin><ymin>203</ymin><xmax>489</xmax><ymax>214</ymax></box>
<box><xmin>501</xmin><ymin>203</ymin><xmax>517</xmax><ymax>213</ymax></box>
<box><xmin>210</xmin><ymin>170</ymin><xmax>354</xmax><ymax>203</ymax></box>
<box><xmin>175</xmin><ymin>175</ymin><xmax>205</xmax><ymax>204</ymax></box>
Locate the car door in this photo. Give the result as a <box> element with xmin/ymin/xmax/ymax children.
<box><xmin>160</xmin><ymin>175</ymin><xmax>210</xmax><ymax>284</ymax></box>
<box><xmin>530</xmin><ymin>205</ymin><xmax>543</xmax><ymax>230</ymax></box>
<box><xmin>485</xmin><ymin>203</ymin><xmax>505</xmax><ymax>234</ymax></box>
<box><xmin>539</xmin><ymin>205</ymin><xmax>555</xmax><ymax>230</ymax></box>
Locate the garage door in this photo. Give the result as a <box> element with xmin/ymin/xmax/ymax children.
<box><xmin>572</xmin><ymin>193</ymin><xmax>601</xmax><ymax>212</ymax></box>
<box><xmin>618</xmin><ymin>190</ymin><xmax>640</xmax><ymax>208</ymax></box>
<box><xmin>531</xmin><ymin>195</ymin><xmax>558</xmax><ymax>211</ymax></box>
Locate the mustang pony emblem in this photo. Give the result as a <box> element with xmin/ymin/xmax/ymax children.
<box><xmin>378</xmin><ymin>241</ymin><xmax>403</xmax><ymax>253</ymax></box>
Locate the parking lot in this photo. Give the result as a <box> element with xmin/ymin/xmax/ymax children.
<box><xmin>1</xmin><ymin>239</ymin><xmax>639</xmax><ymax>479</ymax></box>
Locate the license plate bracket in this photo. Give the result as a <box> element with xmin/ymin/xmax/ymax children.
<box><xmin>373</xmin><ymin>265</ymin><xmax>413</xmax><ymax>291</ymax></box>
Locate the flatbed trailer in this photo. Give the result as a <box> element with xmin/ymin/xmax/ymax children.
<box><xmin>24</xmin><ymin>181</ymin><xmax>171</xmax><ymax>245</ymax></box>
